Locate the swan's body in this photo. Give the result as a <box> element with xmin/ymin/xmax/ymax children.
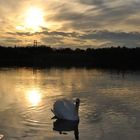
<box><xmin>52</xmin><ymin>98</ymin><xmax>80</xmax><ymax>121</ymax></box>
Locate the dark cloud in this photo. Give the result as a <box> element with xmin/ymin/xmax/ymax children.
<box><xmin>7</xmin><ymin>30</ymin><xmax>79</xmax><ymax>38</ymax></box>
<box><xmin>48</xmin><ymin>11</ymin><xmax>84</xmax><ymax>22</ymax></box>
<box><xmin>78</xmin><ymin>0</ymin><xmax>104</xmax><ymax>5</ymax></box>
<box><xmin>7</xmin><ymin>29</ymin><xmax>140</xmax><ymax>47</ymax></box>
<box><xmin>0</xmin><ymin>37</ymin><xmax>22</xmax><ymax>43</ymax></box>
<box><xmin>41</xmin><ymin>31</ymin><xmax>78</xmax><ymax>37</ymax></box>
<box><xmin>41</xmin><ymin>36</ymin><xmax>64</xmax><ymax>45</ymax></box>
<box><xmin>7</xmin><ymin>32</ymin><xmax>33</xmax><ymax>36</ymax></box>
<box><xmin>80</xmin><ymin>30</ymin><xmax>140</xmax><ymax>47</ymax></box>
<box><xmin>80</xmin><ymin>30</ymin><xmax>140</xmax><ymax>41</ymax></box>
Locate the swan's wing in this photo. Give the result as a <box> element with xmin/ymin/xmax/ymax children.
<box><xmin>53</xmin><ymin>100</ymin><xmax>67</xmax><ymax>119</ymax></box>
<box><xmin>53</xmin><ymin>99</ymin><xmax>78</xmax><ymax>120</ymax></box>
<box><xmin>63</xmin><ymin>99</ymin><xmax>79</xmax><ymax>120</ymax></box>
<box><xmin>63</xmin><ymin>99</ymin><xmax>75</xmax><ymax>111</ymax></box>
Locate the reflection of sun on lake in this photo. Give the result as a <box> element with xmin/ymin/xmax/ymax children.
<box><xmin>26</xmin><ymin>88</ymin><xmax>42</xmax><ymax>106</ymax></box>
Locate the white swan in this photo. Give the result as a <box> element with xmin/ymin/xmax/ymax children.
<box><xmin>52</xmin><ymin>98</ymin><xmax>80</xmax><ymax>121</ymax></box>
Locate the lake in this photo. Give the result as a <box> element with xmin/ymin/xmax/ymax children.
<box><xmin>0</xmin><ymin>68</ymin><xmax>140</xmax><ymax>140</ymax></box>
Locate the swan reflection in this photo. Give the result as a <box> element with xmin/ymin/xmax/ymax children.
<box><xmin>26</xmin><ymin>88</ymin><xmax>42</xmax><ymax>106</ymax></box>
<box><xmin>53</xmin><ymin>119</ymin><xmax>79</xmax><ymax>140</ymax></box>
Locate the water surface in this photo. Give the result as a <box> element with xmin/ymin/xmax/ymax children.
<box><xmin>0</xmin><ymin>68</ymin><xmax>140</xmax><ymax>140</ymax></box>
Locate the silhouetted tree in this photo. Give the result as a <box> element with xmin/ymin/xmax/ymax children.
<box><xmin>0</xmin><ymin>45</ymin><xmax>140</xmax><ymax>69</ymax></box>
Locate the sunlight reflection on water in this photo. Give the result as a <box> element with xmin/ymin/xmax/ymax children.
<box><xmin>0</xmin><ymin>68</ymin><xmax>140</xmax><ymax>140</ymax></box>
<box><xmin>26</xmin><ymin>88</ymin><xmax>42</xmax><ymax>106</ymax></box>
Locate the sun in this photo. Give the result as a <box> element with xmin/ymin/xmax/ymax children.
<box><xmin>24</xmin><ymin>7</ymin><xmax>45</xmax><ymax>32</ymax></box>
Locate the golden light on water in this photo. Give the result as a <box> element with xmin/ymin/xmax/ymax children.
<box><xmin>26</xmin><ymin>88</ymin><xmax>42</xmax><ymax>106</ymax></box>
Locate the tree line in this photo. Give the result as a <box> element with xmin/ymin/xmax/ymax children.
<box><xmin>0</xmin><ymin>45</ymin><xmax>140</xmax><ymax>69</ymax></box>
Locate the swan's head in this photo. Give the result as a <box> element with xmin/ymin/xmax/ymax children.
<box><xmin>75</xmin><ymin>98</ymin><xmax>80</xmax><ymax>107</ymax></box>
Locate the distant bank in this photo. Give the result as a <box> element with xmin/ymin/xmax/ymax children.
<box><xmin>0</xmin><ymin>46</ymin><xmax>140</xmax><ymax>70</ymax></box>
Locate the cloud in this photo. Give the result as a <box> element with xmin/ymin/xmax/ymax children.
<box><xmin>1</xmin><ymin>0</ymin><xmax>140</xmax><ymax>48</ymax></box>
<box><xmin>81</xmin><ymin>30</ymin><xmax>140</xmax><ymax>41</ymax></box>
<box><xmin>45</xmin><ymin>0</ymin><xmax>140</xmax><ymax>31</ymax></box>
<box><xmin>40</xmin><ymin>30</ymin><xmax>78</xmax><ymax>37</ymax></box>
<box><xmin>40</xmin><ymin>30</ymin><xmax>140</xmax><ymax>48</ymax></box>
<box><xmin>4</xmin><ymin>37</ymin><xmax>22</xmax><ymax>43</ymax></box>
<box><xmin>80</xmin><ymin>30</ymin><xmax>140</xmax><ymax>47</ymax></box>
<box><xmin>6</xmin><ymin>29</ymin><xmax>140</xmax><ymax>48</ymax></box>
<box><xmin>0</xmin><ymin>37</ymin><xmax>22</xmax><ymax>46</ymax></box>
<box><xmin>7</xmin><ymin>28</ymin><xmax>79</xmax><ymax>38</ymax></box>
<box><xmin>77</xmin><ymin>0</ymin><xmax>104</xmax><ymax>5</ymax></box>
<box><xmin>7</xmin><ymin>32</ymin><xmax>33</xmax><ymax>36</ymax></box>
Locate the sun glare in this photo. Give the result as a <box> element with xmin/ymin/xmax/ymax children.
<box><xmin>24</xmin><ymin>7</ymin><xmax>45</xmax><ymax>32</ymax></box>
<box><xmin>26</xmin><ymin>88</ymin><xmax>42</xmax><ymax>106</ymax></box>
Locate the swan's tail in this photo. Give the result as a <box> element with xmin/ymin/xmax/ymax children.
<box><xmin>51</xmin><ymin>116</ymin><xmax>57</xmax><ymax>119</ymax></box>
<box><xmin>51</xmin><ymin>109</ymin><xmax>57</xmax><ymax>119</ymax></box>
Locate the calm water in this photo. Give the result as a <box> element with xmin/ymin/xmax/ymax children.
<box><xmin>0</xmin><ymin>68</ymin><xmax>140</xmax><ymax>140</ymax></box>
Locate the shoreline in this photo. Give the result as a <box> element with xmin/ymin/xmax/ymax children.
<box><xmin>0</xmin><ymin>46</ymin><xmax>140</xmax><ymax>70</ymax></box>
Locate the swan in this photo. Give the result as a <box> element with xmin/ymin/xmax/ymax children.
<box><xmin>51</xmin><ymin>98</ymin><xmax>80</xmax><ymax>121</ymax></box>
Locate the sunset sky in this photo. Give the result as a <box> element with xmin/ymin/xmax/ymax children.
<box><xmin>0</xmin><ymin>0</ymin><xmax>140</xmax><ymax>48</ymax></box>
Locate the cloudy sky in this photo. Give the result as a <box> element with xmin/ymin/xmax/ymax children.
<box><xmin>0</xmin><ymin>0</ymin><xmax>140</xmax><ymax>48</ymax></box>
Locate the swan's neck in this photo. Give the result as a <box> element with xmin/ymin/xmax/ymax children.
<box><xmin>75</xmin><ymin>101</ymin><xmax>80</xmax><ymax>115</ymax></box>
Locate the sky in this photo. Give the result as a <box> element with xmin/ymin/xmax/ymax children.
<box><xmin>0</xmin><ymin>0</ymin><xmax>140</xmax><ymax>48</ymax></box>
